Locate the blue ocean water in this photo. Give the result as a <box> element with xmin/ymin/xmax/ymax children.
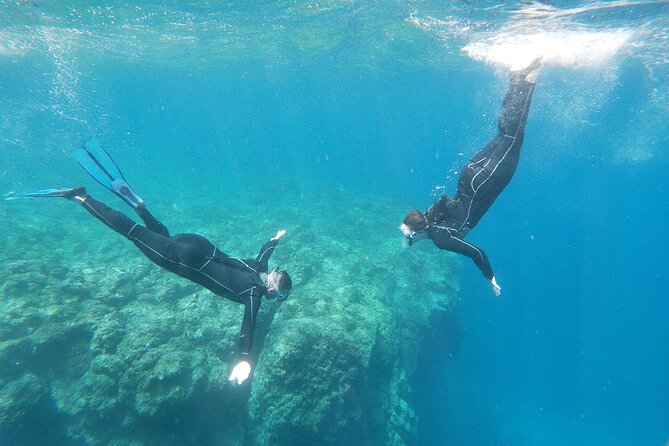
<box><xmin>1</xmin><ymin>1</ymin><xmax>668</xmax><ymax>445</ymax></box>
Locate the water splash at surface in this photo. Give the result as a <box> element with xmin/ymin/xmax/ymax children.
<box><xmin>463</xmin><ymin>29</ymin><xmax>633</xmax><ymax>70</ymax></box>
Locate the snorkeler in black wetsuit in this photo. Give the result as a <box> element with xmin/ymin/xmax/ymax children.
<box><xmin>6</xmin><ymin>141</ymin><xmax>292</xmax><ymax>385</ymax></box>
<box><xmin>78</xmin><ymin>194</ymin><xmax>290</xmax><ymax>385</ymax></box>
<box><xmin>400</xmin><ymin>59</ymin><xmax>541</xmax><ymax>296</ymax></box>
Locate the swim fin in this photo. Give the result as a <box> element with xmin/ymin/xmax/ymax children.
<box><xmin>72</xmin><ymin>138</ymin><xmax>144</xmax><ymax>208</ymax></box>
<box><xmin>2</xmin><ymin>186</ymin><xmax>85</xmax><ymax>201</ymax></box>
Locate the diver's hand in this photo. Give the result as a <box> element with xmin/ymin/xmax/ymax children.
<box><xmin>491</xmin><ymin>276</ymin><xmax>502</xmax><ymax>297</ymax></box>
<box><xmin>272</xmin><ymin>229</ymin><xmax>286</xmax><ymax>241</ymax></box>
<box><xmin>229</xmin><ymin>361</ymin><xmax>251</xmax><ymax>385</ymax></box>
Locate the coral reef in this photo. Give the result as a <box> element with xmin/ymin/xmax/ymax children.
<box><xmin>0</xmin><ymin>184</ymin><xmax>460</xmax><ymax>446</ymax></box>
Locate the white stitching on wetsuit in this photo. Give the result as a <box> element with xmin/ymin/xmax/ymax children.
<box><xmin>199</xmin><ymin>246</ymin><xmax>216</xmax><ymax>271</ymax></box>
<box><xmin>127</xmin><ymin>223</ymin><xmax>139</xmax><ymax>237</ymax></box>
<box><xmin>83</xmin><ymin>200</ymin><xmax>128</xmax><ymax>235</ymax></box>
<box><xmin>249</xmin><ymin>288</ymin><xmax>255</xmax><ymax>326</ymax></box>
<box><xmin>453</xmin><ymin>236</ymin><xmax>486</xmax><ymax>267</ymax></box>
<box><xmin>432</xmin><ymin>224</ymin><xmax>459</xmax><ymax>234</ymax></box>
<box><xmin>432</xmin><ymin>225</ymin><xmax>487</xmax><ymax>267</ymax></box>
<box><xmin>228</xmin><ymin>256</ymin><xmax>259</xmax><ymax>274</ymax></box>
<box><xmin>257</xmin><ymin>245</ymin><xmax>275</xmax><ymax>263</ymax></box>
<box><xmin>238</xmin><ymin>286</ymin><xmax>257</xmax><ymax>295</ymax></box>
<box><xmin>469</xmin><ymin>158</ymin><xmax>492</xmax><ymax>193</ymax></box>
<box><xmin>467</xmin><ymin>156</ymin><xmax>488</xmax><ymax>170</ymax></box>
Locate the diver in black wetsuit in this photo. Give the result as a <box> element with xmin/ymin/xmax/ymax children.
<box><xmin>75</xmin><ymin>193</ymin><xmax>291</xmax><ymax>384</ymax></box>
<box><xmin>400</xmin><ymin>59</ymin><xmax>541</xmax><ymax>296</ymax></box>
<box><xmin>6</xmin><ymin>141</ymin><xmax>292</xmax><ymax>385</ymax></box>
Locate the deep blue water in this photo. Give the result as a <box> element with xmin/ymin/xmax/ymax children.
<box><xmin>2</xmin><ymin>1</ymin><xmax>668</xmax><ymax>445</ymax></box>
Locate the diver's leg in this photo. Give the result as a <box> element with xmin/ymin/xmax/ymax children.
<box><xmin>455</xmin><ymin>61</ymin><xmax>540</xmax><ymax>228</ymax></box>
<box><xmin>458</xmin><ymin>83</ymin><xmax>533</xmax><ymax>197</ymax></box>
<box><xmin>76</xmin><ymin>195</ymin><xmax>180</xmax><ymax>273</ymax></box>
<box><xmin>463</xmin><ymin>59</ymin><xmax>540</xmax><ymax>169</ymax></box>
<box><xmin>497</xmin><ymin>59</ymin><xmax>540</xmax><ymax>140</ymax></box>
<box><xmin>76</xmin><ymin>195</ymin><xmax>137</xmax><ymax>236</ymax></box>
<box><xmin>471</xmin><ymin>62</ymin><xmax>540</xmax><ymax>188</ymax></box>
<box><xmin>136</xmin><ymin>206</ymin><xmax>170</xmax><ymax>237</ymax></box>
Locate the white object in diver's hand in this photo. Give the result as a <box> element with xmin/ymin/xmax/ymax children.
<box><xmin>229</xmin><ymin>361</ymin><xmax>251</xmax><ymax>385</ymax></box>
<box><xmin>272</xmin><ymin>229</ymin><xmax>286</xmax><ymax>241</ymax></box>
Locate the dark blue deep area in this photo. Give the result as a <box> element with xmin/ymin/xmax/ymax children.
<box><xmin>1</xmin><ymin>3</ymin><xmax>668</xmax><ymax>444</ymax></box>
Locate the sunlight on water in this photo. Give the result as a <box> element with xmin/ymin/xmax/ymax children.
<box><xmin>0</xmin><ymin>30</ymin><xmax>30</xmax><ymax>56</ymax></box>
<box><xmin>409</xmin><ymin>2</ymin><xmax>637</xmax><ymax>70</ymax></box>
<box><xmin>514</xmin><ymin>0</ymin><xmax>666</xmax><ymax>20</ymax></box>
<box><xmin>463</xmin><ymin>29</ymin><xmax>632</xmax><ymax>70</ymax></box>
<box><xmin>409</xmin><ymin>1</ymin><xmax>668</xmax><ymax>111</ymax></box>
<box><xmin>404</xmin><ymin>1</ymin><xmax>668</xmax><ymax>168</ymax></box>
<box><xmin>614</xmin><ymin>144</ymin><xmax>654</xmax><ymax>163</ymax></box>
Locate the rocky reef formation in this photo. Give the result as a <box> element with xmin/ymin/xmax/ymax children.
<box><xmin>0</xmin><ymin>185</ymin><xmax>460</xmax><ymax>446</ymax></box>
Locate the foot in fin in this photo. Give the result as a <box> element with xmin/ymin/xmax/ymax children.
<box><xmin>511</xmin><ymin>57</ymin><xmax>543</xmax><ymax>84</ymax></box>
<box><xmin>112</xmin><ymin>179</ymin><xmax>145</xmax><ymax>209</ymax></box>
<box><xmin>2</xmin><ymin>186</ymin><xmax>86</xmax><ymax>201</ymax></box>
<box><xmin>73</xmin><ymin>138</ymin><xmax>145</xmax><ymax>209</ymax></box>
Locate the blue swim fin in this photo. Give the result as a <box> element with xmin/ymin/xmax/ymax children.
<box><xmin>2</xmin><ymin>187</ymin><xmax>85</xmax><ymax>201</ymax></box>
<box><xmin>72</xmin><ymin>139</ymin><xmax>144</xmax><ymax>208</ymax></box>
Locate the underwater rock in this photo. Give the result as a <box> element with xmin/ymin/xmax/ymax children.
<box><xmin>90</xmin><ymin>313</ymin><xmax>126</xmax><ymax>355</ymax></box>
<box><xmin>0</xmin><ymin>186</ymin><xmax>461</xmax><ymax>446</ymax></box>
<box><xmin>0</xmin><ymin>373</ymin><xmax>70</xmax><ymax>445</ymax></box>
<box><xmin>248</xmin><ymin>313</ymin><xmax>415</xmax><ymax>445</ymax></box>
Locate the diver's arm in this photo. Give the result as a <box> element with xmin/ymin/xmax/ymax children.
<box><xmin>255</xmin><ymin>230</ymin><xmax>285</xmax><ymax>272</ymax></box>
<box><xmin>430</xmin><ymin>230</ymin><xmax>496</xmax><ymax>283</ymax></box>
<box><xmin>459</xmin><ymin>244</ymin><xmax>501</xmax><ymax>296</ymax></box>
<box><xmin>255</xmin><ymin>239</ymin><xmax>278</xmax><ymax>272</ymax></box>
<box><xmin>229</xmin><ymin>289</ymin><xmax>262</xmax><ymax>384</ymax></box>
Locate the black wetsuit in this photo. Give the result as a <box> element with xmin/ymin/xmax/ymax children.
<box><xmin>426</xmin><ymin>73</ymin><xmax>537</xmax><ymax>279</ymax></box>
<box><xmin>80</xmin><ymin>196</ymin><xmax>278</xmax><ymax>362</ymax></box>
